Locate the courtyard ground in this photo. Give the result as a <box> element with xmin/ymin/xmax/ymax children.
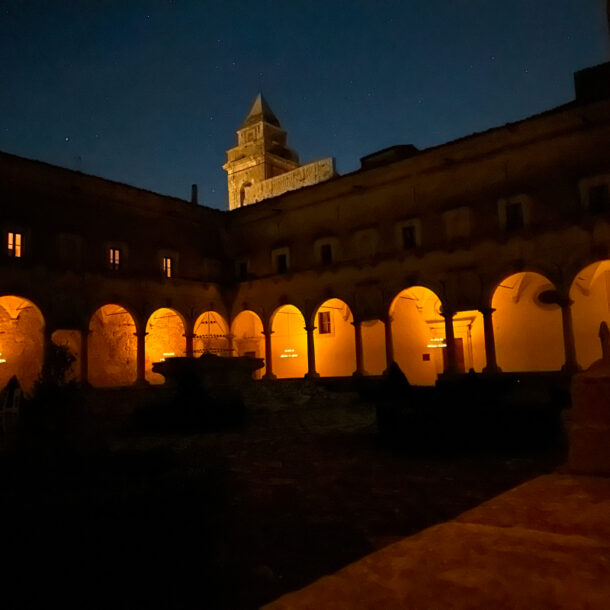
<box><xmin>1</xmin><ymin>382</ymin><xmax>562</xmax><ymax>609</ymax></box>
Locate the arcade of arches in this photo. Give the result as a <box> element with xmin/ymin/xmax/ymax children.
<box><xmin>3</xmin><ymin>263</ymin><xmax>610</xmax><ymax>391</ymax></box>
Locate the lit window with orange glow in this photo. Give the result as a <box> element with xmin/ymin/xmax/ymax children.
<box><xmin>318</xmin><ymin>311</ymin><xmax>331</xmax><ymax>334</ymax></box>
<box><xmin>7</xmin><ymin>232</ymin><xmax>22</xmax><ymax>258</ymax></box>
<box><xmin>163</xmin><ymin>256</ymin><xmax>173</xmax><ymax>278</ymax></box>
<box><xmin>109</xmin><ymin>247</ymin><xmax>120</xmax><ymax>270</ymax></box>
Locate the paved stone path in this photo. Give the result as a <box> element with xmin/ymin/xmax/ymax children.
<box><xmin>265</xmin><ymin>473</ymin><xmax>610</xmax><ymax>609</ymax></box>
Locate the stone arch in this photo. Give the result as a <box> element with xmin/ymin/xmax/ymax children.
<box><xmin>239</xmin><ymin>182</ymin><xmax>252</xmax><ymax>207</ymax></box>
<box><xmin>270</xmin><ymin>304</ymin><xmax>307</xmax><ymax>379</ymax></box>
<box><xmin>88</xmin><ymin>304</ymin><xmax>137</xmax><ymax>387</ymax></box>
<box><xmin>570</xmin><ymin>259</ymin><xmax>610</xmax><ymax>369</ymax></box>
<box><xmin>145</xmin><ymin>308</ymin><xmax>187</xmax><ymax>384</ymax></box>
<box><xmin>0</xmin><ymin>295</ymin><xmax>45</xmax><ymax>393</ymax></box>
<box><xmin>231</xmin><ymin>310</ymin><xmax>265</xmax><ymax>378</ymax></box>
<box><xmin>491</xmin><ymin>271</ymin><xmax>564</xmax><ymax>372</ymax></box>
<box><xmin>313</xmin><ymin>298</ymin><xmax>356</xmax><ymax>377</ymax></box>
<box><xmin>193</xmin><ymin>311</ymin><xmax>230</xmax><ymax>357</ymax></box>
<box><xmin>389</xmin><ymin>286</ymin><xmax>444</xmax><ymax>385</ymax></box>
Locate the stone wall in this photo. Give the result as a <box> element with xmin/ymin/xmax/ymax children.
<box><xmin>244</xmin><ymin>158</ymin><xmax>335</xmax><ymax>205</ymax></box>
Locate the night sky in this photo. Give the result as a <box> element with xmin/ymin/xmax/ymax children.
<box><xmin>0</xmin><ymin>1</ymin><xmax>608</xmax><ymax>210</ymax></box>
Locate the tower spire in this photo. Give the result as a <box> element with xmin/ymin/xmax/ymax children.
<box><xmin>223</xmin><ymin>94</ymin><xmax>299</xmax><ymax>210</ymax></box>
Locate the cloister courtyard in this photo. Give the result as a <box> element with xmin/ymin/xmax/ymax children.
<box><xmin>1</xmin><ymin>379</ymin><xmax>564</xmax><ymax>609</ymax></box>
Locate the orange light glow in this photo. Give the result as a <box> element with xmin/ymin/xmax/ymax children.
<box><xmin>570</xmin><ymin>260</ymin><xmax>610</xmax><ymax>369</ymax></box>
<box><xmin>390</xmin><ymin>286</ymin><xmax>443</xmax><ymax>385</ymax></box>
<box><xmin>271</xmin><ymin>305</ymin><xmax>307</xmax><ymax>378</ymax></box>
<box><xmin>231</xmin><ymin>310</ymin><xmax>265</xmax><ymax>378</ymax></box>
<box><xmin>492</xmin><ymin>272</ymin><xmax>563</xmax><ymax>372</ymax></box>
<box><xmin>88</xmin><ymin>304</ymin><xmax>137</xmax><ymax>387</ymax></box>
<box><xmin>145</xmin><ymin>308</ymin><xmax>186</xmax><ymax>384</ymax></box>
<box><xmin>0</xmin><ymin>295</ymin><xmax>44</xmax><ymax>393</ymax></box>
<box><xmin>314</xmin><ymin>299</ymin><xmax>355</xmax><ymax>377</ymax></box>
<box><xmin>193</xmin><ymin>311</ymin><xmax>229</xmax><ymax>356</ymax></box>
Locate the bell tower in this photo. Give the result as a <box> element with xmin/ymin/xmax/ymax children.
<box><xmin>223</xmin><ymin>94</ymin><xmax>300</xmax><ymax>210</ymax></box>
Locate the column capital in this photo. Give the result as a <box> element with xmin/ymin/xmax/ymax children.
<box><xmin>557</xmin><ymin>296</ymin><xmax>574</xmax><ymax>308</ymax></box>
<box><xmin>304</xmin><ymin>324</ymin><xmax>317</xmax><ymax>333</ymax></box>
<box><xmin>479</xmin><ymin>307</ymin><xmax>496</xmax><ymax>316</ymax></box>
<box><xmin>134</xmin><ymin>330</ymin><xmax>148</xmax><ymax>338</ymax></box>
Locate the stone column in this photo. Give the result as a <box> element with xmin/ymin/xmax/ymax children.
<box><xmin>481</xmin><ymin>307</ymin><xmax>501</xmax><ymax>374</ymax></box>
<box><xmin>442</xmin><ymin>311</ymin><xmax>458</xmax><ymax>375</ymax></box>
<box><xmin>262</xmin><ymin>328</ymin><xmax>276</xmax><ymax>379</ymax></box>
<box><xmin>226</xmin><ymin>332</ymin><xmax>235</xmax><ymax>357</ymax></box>
<box><xmin>383</xmin><ymin>314</ymin><xmax>394</xmax><ymax>371</ymax></box>
<box><xmin>80</xmin><ymin>328</ymin><xmax>90</xmax><ymax>386</ymax></box>
<box><xmin>304</xmin><ymin>324</ymin><xmax>320</xmax><ymax>379</ymax></box>
<box><xmin>184</xmin><ymin>331</ymin><xmax>194</xmax><ymax>358</ymax></box>
<box><xmin>559</xmin><ymin>297</ymin><xmax>579</xmax><ymax>374</ymax></box>
<box><xmin>135</xmin><ymin>330</ymin><xmax>148</xmax><ymax>386</ymax></box>
<box><xmin>352</xmin><ymin>320</ymin><xmax>366</xmax><ymax>376</ymax></box>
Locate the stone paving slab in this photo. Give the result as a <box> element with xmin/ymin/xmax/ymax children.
<box><xmin>264</xmin><ymin>474</ymin><xmax>610</xmax><ymax>609</ymax></box>
<box><xmin>456</xmin><ymin>474</ymin><xmax>610</xmax><ymax>539</ymax></box>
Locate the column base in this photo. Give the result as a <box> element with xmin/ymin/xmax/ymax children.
<box><xmin>483</xmin><ymin>365</ymin><xmax>502</xmax><ymax>374</ymax></box>
<box><xmin>135</xmin><ymin>379</ymin><xmax>150</xmax><ymax>388</ymax></box>
<box><xmin>561</xmin><ymin>362</ymin><xmax>581</xmax><ymax>375</ymax></box>
<box><xmin>352</xmin><ymin>370</ymin><xmax>368</xmax><ymax>378</ymax></box>
<box><xmin>263</xmin><ymin>372</ymin><xmax>277</xmax><ymax>380</ymax></box>
<box><xmin>304</xmin><ymin>371</ymin><xmax>320</xmax><ymax>379</ymax></box>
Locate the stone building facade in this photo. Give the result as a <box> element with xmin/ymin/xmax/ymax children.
<box><xmin>1</xmin><ymin>61</ymin><xmax>610</xmax><ymax>391</ymax></box>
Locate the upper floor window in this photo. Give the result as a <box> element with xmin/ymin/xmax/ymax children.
<box><xmin>163</xmin><ymin>256</ymin><xmax>173</xmax><ymax>278</ymax></box>
<box><xmin>396</xmin><ymin>219</ymin><xmax>421</xmax><ymax>251</ymax></box>
<box><xmin>498</xmin><ymin>196</ymin><xmax>531</xmax><ymax>233</ymax></box>
<box><xmin>320</xmin><ymin>243</ymin><xmax>333</xmax><ymax>265</ymax></box>
<box><xmin>402</xmin><ymin>225</ymin><xmax>417</xmax><ymax>250</ymax></box>
<box><xmin>443</xmin><ymin>207</ymin><xmax>471</xmax><ymax>241</ymax></box>
<box><xmin>7</xmin><ymin>232</ymin><xmax>22</xmax><ymax>258</ymax></box>
<box><xmin>276</xmin><ymin>253</ymin><xmax>288</xmax><ymax>274</ymax></box>
<box><xmin>318</xmin><ymin>311</ymin><xmax>332</xmax><ymax>334</ymax></box>
<box><xmin>109</xmin><ymin>247</ymin><xmax>120</xmax><ymax>271</ymax></box>
<box><xmin>505</xmin><ymin>201</ymin><xmax>525</xmax><ymax>232</ymax></box>
<box><xmin>271</xmin><ymin>247</ymin><xmax>290</xmax><ymax>274</ymax></box>
<box><xmin>589</xmin><ymin>184</ymin><xmax>610</xmax><ymax>215</ymax></box>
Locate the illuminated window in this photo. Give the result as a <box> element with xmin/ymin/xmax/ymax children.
<box><xmin>318</xmin><ymin>311</ymin><xmax>331</xmax><ymax>334</ymax></box>
<box><xmin>275</xmin><ymin>253</ymin><xmax>288</xmax><ymax>274</ymax></box>
<box><xmin>109</xmin><ymin>247</ymin><xmax>120</xmax><ymax>270</ymax></box>
<box><xmin>589</xmin><ymin>184</ymin><xmax>609</xmax><ymax>215</ymax></box>
<box><xmin>402</xmin><ymin>225</ymin><xmax>416</xmax><ymax>249</ymax></box>
<box><xmin>163</xmin><ymin>256</ymin><xmax>173</xmax><ymax>278</ymax></box>
<box><xmin>505</xmin><ymin>201</ymin><xmax>524</xmax><ymax>232</ymax></box>
<box><xmin>7</xmin><ymin>232</ymin><xmax>22</xmax><ymax>258</ymax></box>
<box><xmin>320</xmin><ymin>243</ymin><xmax>333</xmax><ymax>265</ymax></box>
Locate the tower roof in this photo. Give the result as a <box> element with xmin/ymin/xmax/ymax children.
<box><xmin>240</xmin><ymin>93</ymin><xmax>281</xmax><ymax>128</ymax></box>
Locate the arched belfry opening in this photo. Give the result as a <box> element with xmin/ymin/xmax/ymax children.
<box><xmin>88</xmin><ymin>304</ymin><xmax>137</xmax><ymax>387</ymax></box>
<box><xmin>270</xmin><ymin>305</ymin><xmax>307</xmax><ymax>379</ymax></box>
<box><xmin>0</xmin><ymin>295</ymin><xmax>44</xmax><ymax>393</ymax></box>
<box><xmin>570</xmin><ymin>260</ymin><xmax>610</xmax><ymax>368</ymax></box>
<box><xmin>491</xmin><ymin>272</ymin><xmax>564</xmax><ymax>371</ymax></box>
<box><xmin>314</xmin><ymin>299</ymin><xmax>356</xmax><ymax>377</ymax></box>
